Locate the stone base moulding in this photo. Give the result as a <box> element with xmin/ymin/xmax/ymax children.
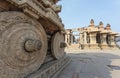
<box><xmin>26</xmin><ymin>56</ymin><xmax>71</xmax><ymax>78</ymax></box>
<box><xmin>89</xmin><ymin>44</ymin><xmax>100</xmax><ymax>49</ymax></box>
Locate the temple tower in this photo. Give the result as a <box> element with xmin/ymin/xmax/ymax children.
<box><xmin>89</xmin><ymin>19</ymin><xmax>94</xmax><ymax>27</ymax></box>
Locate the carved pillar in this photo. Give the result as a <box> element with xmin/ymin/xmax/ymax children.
<box><xmin>65</xmin><ymin>29</ymin><xmax>71</xmax><ymax>45</ymax></box>
<box><xmin>89</xmin><ymin>32</ymin><xmax>97</xmax><ymax>44</ymax></box>
<box><xmin>99</xmin><ymin>33</ymin><xmax>110</xmax><ymax>49</ymax></box>
<box><xmin>83</xmin><ymin>32</ymin><xmax>87</xmax><ymax>44</ymax></box>
<box><xmin>70</xmin><ymin>33</ymin><xmax>74</xmax><ymax>44</ymax></box>
<box><xmin>67</xmin><ymin>34</ymin><xmax>71</xmax><ymax>45</ymax></box>
<box><xmin>88</xmin><ymin>32</ymin><xmax>100</xmax><ymax>49</ymax></box>
<box><xmin>79</xmin><ymin>32</ymin><xmax>84</xmax><ymax>49</ymax></box>
<box><xmin>110</xmin><ymin>35</ymin><xmax>115</xmax><ymax>45</ymax></box>
<box><xmin>65</xmin><ymin>35</ymin><xmax>68</xmax><ymax>43</ymax></box>
<box><xmin>109</xmin><ymin>33</ymin><xmax>118</xmax><ymax>49</ymax></box>
<box><xmin>79</xmin><ymin>33</ymin><xmax>83</xmax><ymax>44</ymax></box>
<box><xmin>101</xmin><ymin>34</ymin><xmax>107</xmax><ymax>45</ymax></box>
<box><xmin>80</xmin><ymin>31</ymin><xmax>90</xmax><ymax>49</ymax></box>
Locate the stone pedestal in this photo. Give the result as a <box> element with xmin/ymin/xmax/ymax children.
<box><xmin>109</xmin><ymin>44</ymin><xmax>119</xmax><ymax>50</ymax></box>
<box><xmin>89</xmin><ymin>44</ymin><xmax>100</xmax><ymax>49</ymax></box>
<box><xmin>100</xmin><ymin>44</ymin><xmax>110</xmax><ymax>50</ymax></box>
<box><xmin>81</xmin><ymin>44</ymin><xmax>89</xmax><ymax>49</ymax></box>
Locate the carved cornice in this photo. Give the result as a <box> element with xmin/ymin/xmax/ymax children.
<box><xmin>5</xmin><ymin>0</ymin><xmax>64</xmax><ymax>31</ymax></box>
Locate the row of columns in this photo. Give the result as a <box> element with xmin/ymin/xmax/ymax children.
<box><xmin>79</xmin><ymin>31</ymin><xmax>117</xmax><ymax>49</ymax></box>
<box><xmin>65</xmin><ymin>29</ymin><xmax>74</xmax><ymax>45</ymax></box>
<box><xmin>65</xmin><ymin>30</ymin><xmax>117</xmax><ymax>49</ymax></box>
<box><xmin>65</xmin><ymin>30</ymin><xmax>115</xmax><ymax>47</ymax></box>
<box><xmin>65</xmin><ymin>19</ymin><xmax>118</xmax><ymax>50</ymax></box>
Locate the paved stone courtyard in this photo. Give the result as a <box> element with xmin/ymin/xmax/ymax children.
<box><xmin>59</xmin><ymin>50</ymin><xmax>120</xmax><ymax>78</ymax></box>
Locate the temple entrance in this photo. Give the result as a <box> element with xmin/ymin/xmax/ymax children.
<box><xmin>73</xmin><ymin>32</ymin><xmax>79</xmax><ymax>44</ymax></box>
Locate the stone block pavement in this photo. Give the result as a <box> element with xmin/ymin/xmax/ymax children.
<box><xmin>58</xmin><ymin>50</ymin><xmax>120</xmax><ymax>78</ymax></box>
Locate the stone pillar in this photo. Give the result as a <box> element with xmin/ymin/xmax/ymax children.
<box><xmin>89</xmin><ymin>32</ymin><xmax>97</xmax><ymax>44</ymax></box>
<box><xmin>79</xmin><ymin>33</ymin><xmax>83</xmax><ymax>44</ymax></box>
<box><xmin>70</xmin><ymin>34</ymin><xmax>74</xmax><ymax>44</ymax></box>
<box><xmin>83</xmin><ymin>32</ymin><xmax>87</xmax><ymax>44</ymax></box>
<box><xmin>67</xmin><ymin>34</ymin><xmax>71</xmax><ymax>45</ymax></box>
<box><xmin>89</xmin><ymin>32</ymin><xmax>99</xmax><ymax>49</ymax></box>
<box><xmin>81</xmin><ymin>32</ymin><xmax>89</xmax><ymax>49</ymax></box>
<box><xmin>65</xmin><ymin>34</ymin><xmax>68</xmax><ymax>44</ymax></box>
<box><xmin>79</xmin><ymin>32</ymin><xmax>84</xmax><ymax>49</ymax></box>
<box><xmin>101</xmin><ymin>34</ymin><xmax>107</xmax><ymax>45</ymax></box>
<box><xmin>65</xmin><ymin>29</ymin><xmax>71</xmax><ymax>45</ymax></box>
<box><xmin>110</xmin><ymin>35</ymin><xmax>115</xmax><ymax>45</ymax></box>
<box><xmin>100</xmin><ymin>33</ymin><xmax>109</xmax><ymax>49</ymax></box>
<box><xmin>109</xmin><ymin>33</ymin><xmax>118</xmax><ymax>49</ymax></box>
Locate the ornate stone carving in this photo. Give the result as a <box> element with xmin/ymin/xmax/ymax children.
<box><xmin>0</xmin><ymin>12</ymin><xmax>48</xmax><ymax>77</ymax></box>
<box><xmin>0</xmin><ymin>0</ymin><xmax>68</xmax><ymax>78</ymax></box>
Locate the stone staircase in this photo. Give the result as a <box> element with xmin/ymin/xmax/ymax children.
<box><xmin>65</xmin><ymin>44</ymin><xmax>81</xmax><ymax>51</ymax></box>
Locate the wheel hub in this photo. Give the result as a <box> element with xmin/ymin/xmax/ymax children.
<box><xmin>60</xmin><ymin>42</ymin><xmax>67</xmax><ymax>48</ymax></box>
<box><xmin>24</xmin><ymin>39</ymin><xmax>42</xmax><ymax>52</ymax></box>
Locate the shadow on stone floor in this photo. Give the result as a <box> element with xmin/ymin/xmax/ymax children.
<box><xmin>58</xmin><ymin>52</ymin><xmax>120</xmax><ymax>78</ymax></box>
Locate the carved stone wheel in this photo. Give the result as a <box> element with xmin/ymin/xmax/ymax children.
<box><xmin>0</xmin><ymin>12</ymin><xmax>47</xmax><ymax>77</ymax></box>
<box><xmin>51</xmin><ymin>32</ymin><xmax>66</xmax><ymax>59</ymax></box>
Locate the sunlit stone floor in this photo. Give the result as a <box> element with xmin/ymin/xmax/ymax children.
<box><xmin>59</xmin><ymin>50</ymin><xmax>120</xmax><ymax>78</ymax></box>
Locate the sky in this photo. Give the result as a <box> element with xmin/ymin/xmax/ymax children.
<box><xmin>58</xmin><ymin>0</ymin><xmax>120</xmax><ymax>32</ymax></box>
